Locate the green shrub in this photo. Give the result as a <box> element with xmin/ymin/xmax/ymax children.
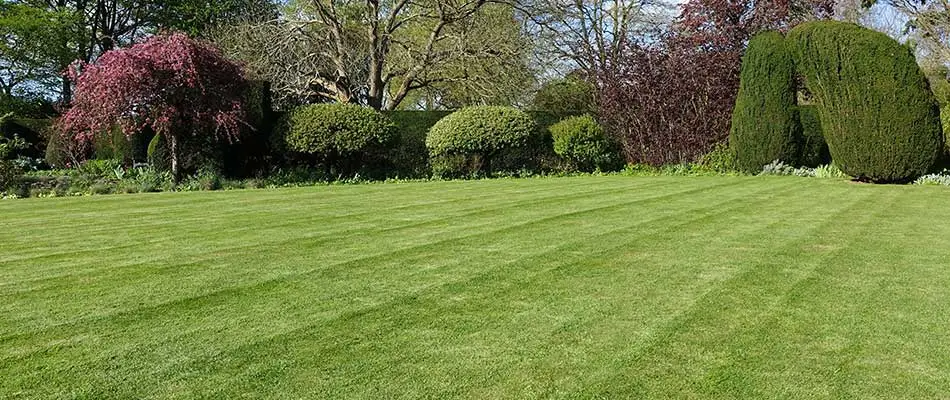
<box><xmin>532</xmin><ymin>76</ymin><xmax>595</xmax><ymax>116</ymax></box>
<box><xmin>78</xmin><ymin>159</ymin><xmax>123</xmax><ymax>179</ymax></box>
<box><xmin>788</xmin><ymin>21</ymin><xmax>943</xmax><ymax>182</ymax></box>
<box><xmin>92</xmin><ymin>125</ymin><xmax>132</xmax><ymax>162</ymax></box>
<box><xmin>426</xmin><ymin>106</ymin><xmax>537</xmax><ymax>178</ymax></box>
<box><xmin>1</xmin><ymin>117</ymin><xmax>51</xmax><ymax>161</ymax></box>
<box><xmin>177</xmin><ymin>169</ymin><xmax>222</xmax><ymax>191</ymax></box>
<box><xmin>147</xmin><ymin>133</ymin><xmax>169</xmax><ymax>171</ymax></box>
<box><xmin>0</xmin><ymin>133</ymin><xmax>27</xmax><ymax>190</ymax></box>
<box><xmin>699</xmin><ymin>142</ymin><xmax>738</xmax><ymax>173</ymax></box>
<box><xmin>549</xmin><ymin>115</ymin><xmax>622</xmax><ymax>172</ymax></box>
<box><xmin>283</xmin><ymin>103</ymin><xmax>397</xmax><ymax>177</ymax></box>
<box><xmin>730</xmin><ymin>31</ymin><xmax>801</xmax><ymax>173</ymax></box>
<box><xmin>797</xmin><ymin>105</ymin><xmax>830</xmax><ymax>167</ymax></box>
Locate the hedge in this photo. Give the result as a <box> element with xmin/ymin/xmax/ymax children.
<box><xmin>788</xmin><ymin>21</ymin><xmax>943</xmax><ymax>182</ymax></box>
<box><xmin>730</xmin><ymin>31</ymin><xmax>801</xmax><ymax>173</ymax></box>
<box><xmin>797</xmin><ymin>105</ymin><xmax>830</xmax><ymax>167</ymax></box>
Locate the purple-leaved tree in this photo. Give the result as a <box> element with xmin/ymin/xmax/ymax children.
<box><xmin>58</xmin><ymin>32</ymin><xmax>249</xmax><ymax>179</ymax></box>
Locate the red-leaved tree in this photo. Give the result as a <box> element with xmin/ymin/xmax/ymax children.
<box><xmin>596</xmin><ymin>0</ymin><xmax>832</xmax><ymax>165</ymax></box>
<box><xmin>57</xmin><ymin>32</ymin><xmax>249</xmax><ymax>178</ymax></box>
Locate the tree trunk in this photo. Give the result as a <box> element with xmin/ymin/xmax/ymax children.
<box><xmin>61</xmin><ymin>75</ymin><xmax>72</xmax><ymax>105</ymax></box>
<box><xmin>169</xmin><ymin>134</ymin><xmax>180</xmax><ymax>182</ymax></box>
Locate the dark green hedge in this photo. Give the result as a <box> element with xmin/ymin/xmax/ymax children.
<box><xmin>1</xmin><ymin>117</ymin><xmax>50</xmax><ymax>161</ymax></box>
<box><xmin>796</xmin><ymin>105</ymin><xmax>830</xmax><ymax>167</ymax></box>
<box><xmin>788</xmin><ymin>21</ymin><xmax>943</xmax><ymax>182</ymax></box>
<box><xmin>386</xmin><ymin>110</ymin><xmax>452</xmax><ymax>178</ymax></box>
<box><xmin>730</xmin><ymin>31</ymin><xmax>801</xmax><ymax>173</ymax></box>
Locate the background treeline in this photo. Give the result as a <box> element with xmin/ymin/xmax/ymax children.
<box><xmin>4</xmin><ymin>0</ymin><xmax>950</xmax><ymax>197</ymax></box>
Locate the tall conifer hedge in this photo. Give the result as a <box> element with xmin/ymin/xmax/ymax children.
<box><xmin>730</xmin><ymin>31</ymin><xmax>801</xmax><ymax>173</ymax></box>
<box><xmin>788</xmin><ymin>21</ymin><xmax>943</xmax><ymax>182</ymax></box>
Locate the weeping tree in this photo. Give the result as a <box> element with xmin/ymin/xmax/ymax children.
<box><xmin>788</xmin><ymin>21</ymin><xmax>943</xmax><ymax>182</ymax></box>
<box><xmin>57</xmin><ymin>32</ymin><xmax>249</xmax><ymax>180</ymax></box>
<box><xmin>729</xmin><ymin>30</ymin><xmax>801</xmax><ymax>173</ymax></box>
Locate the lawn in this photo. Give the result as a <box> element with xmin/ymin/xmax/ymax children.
<box><xmin>2</xmin><ymin>175</ymin><xmax>950</xmax><ymax>399</ymax></box>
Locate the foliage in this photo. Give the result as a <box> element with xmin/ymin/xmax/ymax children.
<box><xmin>797</xmin><ymin>105</ymin><xmax>830</xmax><ymax>167</ymax></box>
<box><xmin>282</xmin><ymin>103</ymin><xmax>397</xmax><ymax>176</ymax></box>
<box><xmin>426</xmin><ymin>106</ymin><xmax>537</xmax><ymax>177</ymax></box>
<box><xmin>386</xmin><ymin>111</ymin><xmax>452</xmax><ymax>178</ymax></box>
<box><xmin>212</xmin><ymin>2</ymin><xmax>532</xmax><ymax>110</ymax></box>
<box><xmin>759</xmin><ymin>160</ymin><xmax>814</xmax><ymax>177</ymax></box>
<box><xmin>813</xmin><ymin>163</ymin><xmax>848</xmax><ymax>179</ymax></box>
<box><xmin>176</xmin><ymin>168</ymin><xmax>223</xmax><ymax>191</ymax></box>
<box><xmin>597</xmin><ymin>42</ymin><xmax>742</xmax><ymax>165</ymax></box>
<box><xmin>914</xmin><ymin>170</ymin><xmax>950</xmax><ymax>185</ymax></box>
<box><xmin>549</xmin><ymin>115</ymin><xmax>622</xmax><ymax>172</ymax></box>
<box><xmin>58</xmin><ymin>32</ymin><xmax>249</xmax><ymax>179</ymax></box>
<box><xmin>0</xmin><ymin>3</ymin><xmax>74</xmax><ymax>99</ymax></box>
<box><xmin>0</xmin><ymin>115</ymin><xmax>27</xmax><ymax>189</ymax></box>
<box><xmin>730</xmin><ymin>31</ymin><xmax>801</xmax><ymax>173</ymax></box>
<box><xmin>531</xmin><ymin>76</ymin><xmax>595</xmax><ymax>116</ymax></box>
<box><xmin>788</xmin><ymin>21</ymin><xmax>944</xmax><ymax>182</ymax></box>
<box><xmin>596</xmin><ymin>0</ymin><xmax>833</xmax><ymax>167</ymax></box>
<box><xmin>699</xmin><ymin>142</ymin><xmax>738</xmax><ymax>173</ymax></box>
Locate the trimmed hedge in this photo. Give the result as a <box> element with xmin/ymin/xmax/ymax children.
<box><xmin>788</xmin><ymin>21</ymin><xmax>943</xmax><ymax>182</ymax></box>
<box><xmin>532</xmin><ymin>76</ymin><xmax>595</xmax><ymax>116</ymax></box>
<box><xmin>549</xmin><ymin>114</ymin><xmax>622</xmax><ymax>172</ymax></box>
<box><xmin>426</xmin><ymin>106</ymin><xmax>538</xmax><ymax>177</ymax></box>
<box><xmin>386</xmin><ymin>110</ymin><xmax>452</xmax><ymax>178</ymax></box>
<box><xmin>797</xmin><ymin>105</ymin><xmax>830</xmax><ymax>167</ymax></box>
<box><xmin>730</xmin><ymin>31</ymin><xmax>801</xmax><ymax>173</ymax></box>
<box><xmin>282</xmin><ymin>103</ymin><xmax>397</xmax><ymax>176</ymax></box>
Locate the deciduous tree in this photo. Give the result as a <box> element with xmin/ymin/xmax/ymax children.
<box><xmin>213</xmin><ymin>1</ymin><xmax>533</xmax><ymax>110</ymax></box>
<box><xmin>57</xmin><ymin>33</ymin><xmax>248</xmax><ymax>179</ymax></box>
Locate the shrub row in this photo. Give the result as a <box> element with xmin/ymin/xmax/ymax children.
<box><xmin>276</xmin><ymin>105</ymin><xmax>622</xmax><ymax>180</ymax></box>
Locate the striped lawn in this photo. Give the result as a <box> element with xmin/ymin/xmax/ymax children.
<box><xmin>2</xmin><ymin>175</ymin><xmax>950</xmax><ymax>399</ymax></box>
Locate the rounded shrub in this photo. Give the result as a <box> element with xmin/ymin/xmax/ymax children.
<box><xmin>729</xmin><ymin>30</ymin><xmax>801</xmax><ymax>173</ymax></box>
<box><xmin>426</xmin><ymin>106</ymin><xmax>537</xmax><ymax>177</ymax></box>
<box><xmin>788</xmin><ymin>21</ymin><xmax>943</xmax><ymax>182</ymax></box>
<box><xmin>549</xmin><ymin>114</ymin><xmax>622</xmax><ymax>172</ymax></box>
<box><xmin>283</xmin><ymin>103</ymin><xmax>397</xmax><ymax>175</ymax></box>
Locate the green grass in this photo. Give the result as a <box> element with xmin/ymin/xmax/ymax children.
<box><xmin>2</xmin><ymin>175</ymin><xmax>950</xmax><ymax>399</ymax></box>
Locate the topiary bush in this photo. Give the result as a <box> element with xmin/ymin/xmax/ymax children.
<box><xmin>549</xmin><ymin>114</ymin><xmax>622</xmax><ymax>172</ymax></box>
<box><xmin>282</xmin><ymin>103</ymin><xmax>397</xmax><ymax>177</ymax></box>
<box><xmin>788</xmin><ymin>21</ymin><xmax>943</xmax><ymax>182</ymax></box>
<box><xmin>729</xmin><ymin>31</ymin><xmax>801</xmax><ymax>173</ymax></box>
<box><xmin>426</xmin><ymin>106</ymin><xmax>537</xmax><ymax>178</ymax></box>
<box><xmin>796</xmin><ymin>105</ymin><xmax>830</xmax><ymax>167</ymax></box>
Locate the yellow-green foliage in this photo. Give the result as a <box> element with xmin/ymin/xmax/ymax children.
<box><xmin>730</xmin><ymin>31</ymin><xmax>801</xmax><ymax>173</ymax></box>
<box><xmin>426</xmin><ymin>106</ymin><xmax>537</xmax><ymax>177</ymax></box>
<box><xmin>426</xmin><ymin>106</ymin><xmax>536</xmax><ymax>157</ymax></box>
<box><xmin>549</xmin><ymin>115</ymin><xmax>622</xmax><ymax>172</ymax></box>
<box><xmin>284</xmin><ymin>103</ymin><xmax>396</xmax><ymax>156</ymax></box>
<box><xmin>788</xmin><ymin>21</ymin><xmax>943</xmax><ymax>182</ymax></box>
